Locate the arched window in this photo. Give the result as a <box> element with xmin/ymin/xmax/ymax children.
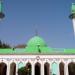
<box><xmin>18</xmin><ymin>62</ymin><xmax>25</xmax><ymax>75</ymax></box>
<box><xmin>68</xmin><ymin>62</ymin><xmax>75</xmax><ymax>75</ymax></box>
<box><xmin>10</xmin><ymin>62</ymin><xmax>16</xmax><ymax>75</ymax></box>
<box><xmin>59</xmin><ymin>62</ymin><xmax>64</xmax><ymax>75</ymax></box>
<box><xmin>18</xmin><ymin>62</ymin><xmax>24</xmax><ymax>69</ymax></box>
<box><xmin>44</xmin><ymin>62</ymin><xmax>50</xmax><ymax>75</ymax></box>
<box><xmin>52</xmin><ymin>62</ymin><xmax>58</xmax><ymax>75</ymax></box>
<box><xmin>35</xmin><ymin>62</ymin><xmax>41</xmax><ymax>75</ymax></box>
<box><xmin>26</xmin><ymin>62</ymin><xmax>32</xmax><ymax>75</ymax></box>
<box><xmin>0</xmin><ymin>62</ymin><xmax>7</xmax><ymax>75</ymax></box>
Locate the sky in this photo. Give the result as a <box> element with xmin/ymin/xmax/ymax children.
<box><xmin>0</xmin><ymin>0</ymin><xmax>75</xmax><ymax>48</ymax></box>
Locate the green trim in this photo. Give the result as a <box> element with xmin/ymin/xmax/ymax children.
<box><xmin>0</xmin><ymin>36</ymin><xmax>75</xmax><ymax>54</ymax></box>
<box><xmin>72</xmin><ymin>3</ymin><xmax>75</xmax><ymax>14</ymax></box>
<box><xmin>0</xmin><ymin>48</ymin><xmax>75</xmax><ymax>54</ymax></box>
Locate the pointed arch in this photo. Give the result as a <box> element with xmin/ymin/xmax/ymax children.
<box><xmin>10</xmin><ymin>62</ymin><xmax>16</xmax><ymax>75</ymax></box>
<box><xmin>0</xmin><ymin>62</ymin><xmax>7</xmax><ymax>75</ymax></box>
<box><xmin>26</xmin><ymin>62</ymin><xmax>32</xmax><ymax>75</ymax></box>
<box><xmin>18</xmin><ymin>62</ymin><xmax>25</xmax><ymax>75</ymax></box>
<box><xmin>68</xmin><ymin>62</ymin><xmax>75</xmax><ymax>75</ymax></box>
<box><xmin>52</xmin><ymin>62</ymin><xmax>58</xmax><ymax>75</ymax></box>
<box><xmin>59</xmin><ymin>62</ymin><xmax>64</xmax><ymax>75</ymax></box>
<box><xmin>44</xmin><ymin>62</ymin><xmax>50</xmax><ymax>75</ymax></box>
<box><xmin>35</xmin><ymin>62</ymin><xmax>41</xmax><ymax>75</ymax></box>
<box><xmin>18</xmin><ymin>62</ymin><xmax>24</xmax><ymax>69</ymax></box>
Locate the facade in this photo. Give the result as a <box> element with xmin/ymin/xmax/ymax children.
<box><xmin>0</xmin><ymin>3</ymin><xmax>75</xmax><ymax>75</ymax></box>
<box><xmin>0</xmin><ymin>36</ymin><xmax>75</xmax><ymax>75</ymax></box>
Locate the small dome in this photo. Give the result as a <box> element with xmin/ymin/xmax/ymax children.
<box><xmin>27</xmin><ymin>36</ymin><xmax>47</xmax><ymax>47</ymax></box>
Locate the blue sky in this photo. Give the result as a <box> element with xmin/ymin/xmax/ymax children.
<box><xmin>0</xmin><ymin>0</ymin><xmax>75</xmax><ymax>48</ymax></box>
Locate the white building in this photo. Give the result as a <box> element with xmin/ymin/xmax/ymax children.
<box><xmin>0</xmin><ymin>3</ymin><xmax>75</xmax><ymax>75</ymax></box>
<box><xmin>0</xmin><ymin>35</ymin><xmax>75</xmax><ymax>75</ymax></box>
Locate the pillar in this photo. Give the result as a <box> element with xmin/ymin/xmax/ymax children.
<box><xmin>41</xmin><ymin>62</ymin><xmax>44</xmax><ymax>75</ymax></box>
<box><xmin>16</xmin><ymin>63</ymin><xmax>18</xmax><ymax>75</ymax></box>
<box><xmin>32</xmin><ymin>63</ymin><xmax>34</xmax><ymax>75</ymax></box>
<box><xmin>50</xmin><ymin>62</ymin><xmax>52</xmax><ymax>75</ymax></box>
<box><xmin>64</xmin><ymin>62</ymin><xmax>69</xmax><ymax>75</ymax></box>
<box><xmin>7</xmin><ymin>63</ymin><xmax>10</xmax><ymax>75</ymax></box>
<box><xmin>58</xmin><ymin>62</ymin><xmax>60</xmax><ymax>75</ymax></box>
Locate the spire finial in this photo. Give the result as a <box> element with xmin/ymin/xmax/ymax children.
<box><xmin>35</xmin><ymin>24</ymin><xmax>38</xmax><ymax>36</ymax></box>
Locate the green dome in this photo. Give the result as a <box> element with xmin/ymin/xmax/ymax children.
<box><xmin>27</xmin><ymin>36</ymin><xmax>47</xmax><ymax>47</ymax></box>
<box><xmin>25</xmin><ymin>36</ymin><xmax>52</xmax><ymax>53</ymax></box>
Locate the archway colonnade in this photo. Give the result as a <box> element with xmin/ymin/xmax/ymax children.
<box><xmin>0</xmin><ymin>60</ymin><xmax>75</xmax><ymax>75</ymax></box>
<box><xmin>0</xmin><ymin>55</ymin><xmax>75</xmax><ymax>75</ymax></box>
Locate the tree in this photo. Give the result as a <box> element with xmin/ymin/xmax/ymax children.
<box><xmin>0</xmin><ymin>40</ymin><xmax>2</xmax><ymax>48</ymax></box>
<box><xmin>0</xmin><ymin>40</ymin><xmax>10</xmax><ymax>48</ymax></box>
<box><xmin>18</xmin><ymin>66</ymin><xmax>31</xmax><ymax>75</ymax></box>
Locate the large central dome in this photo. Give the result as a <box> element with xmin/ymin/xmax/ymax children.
<box><xmin>25</xmin><ymin>36</ymin><xmax>52</xmax><ymax>53</ymax></box>
<box><xmin>27</xmin><ymin>36</ymin><xmax>47</xmax><ymax>47</ymax></box>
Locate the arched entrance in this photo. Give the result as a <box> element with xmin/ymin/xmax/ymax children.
<box><xmin>26</xmin><ymin>62</ymin><xmax>32</xmax><ymax>75</ymax></box>
<box><xmin>18</xmin><ymin>62</ymin><xmax>25</xmax><ymax>75</ymax></box>
<box><xmin>10</xmin><ymin>62</ymin><xmax>16</xmax><ymax>75</ymax></box>
<box><xmin>44</xmin><ymin>62</ymin><xmax>50</xmax><ymax>75</ymax></box>
<box><xmin>18</xmin><ymin>62</ymin><xmax>32</xmax><ymax>75</ymax></box>
<box><xmin>0</xmin><ymin>62</ymin><xmax>7</xmax><ymax>75</ymax></box>
<box><xmin>35</xmin><ymin>62</ymin><xmax>41</xmax><ymax>75</ymax></box>
<box><xmin>18</xmin><ymin>62</ymin><xmax>24</xmax><ymax>69</ymax></box>
<box><xmin>59</xmin><ymin>62</ymin><xmax>64</xmax><ymax>75</ymax></box>
<box><xmin>68</xmin><ymin>62</ymin><xmax>75</xmax><ymax>75</ymax></box>
<box><xmin>52</xmin><ymin>62</ymin><xmax>58</xmax><ymax>75</ymax></box>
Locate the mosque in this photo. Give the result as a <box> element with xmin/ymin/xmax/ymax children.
<box><xmin>0</xmin><ymin>1</ymin><xmax>75</xmax><ymax>75</ymax></box>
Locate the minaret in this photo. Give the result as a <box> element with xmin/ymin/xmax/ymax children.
<box><xmin>69</xmin><ymin>3</ymin><xmax>75</xmax><ymax>35</ymax></box>
<box><xmin>0</xmin><ymin>0</ymin><xmax>5</xmax><ymax>19</ymax></box>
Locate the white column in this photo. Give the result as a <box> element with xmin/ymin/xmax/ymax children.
<box><xmin>7</xmin><ymin>63</ymin><xmax>10</xmax><ymax>75</ymax></box>
<box><xmin>64</xmin><ymin>62</ymin><xmax>69</xmax><ymax>75</ymax></box>
<box><xmin>32</xmin><ymin>63</ymin><xmax>34</xmax><ymax>75</ymax></box>
<box><xmin>41</xmin><ymin>62</ymin><xmax>44</xmax><ymax>75</ymax></box>
<box><xmin>58</xmin><ymin>62</ymin><xmax>60</xmax><ymax>75</ymax></box>
<box><xmin>16</xmin><ymin>63</ymin><xmax>18</xmax><ymax>75</ymax></box>
<box><xmin>50</xmin><ymin>61</ymin><xmax>52</xmax><ymax>75</ymax></box>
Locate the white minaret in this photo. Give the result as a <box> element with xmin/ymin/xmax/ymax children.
<box><xmin>69</xmin><ymin>3</ymin><xmax>75</xmax><ymax>36</ymax></box>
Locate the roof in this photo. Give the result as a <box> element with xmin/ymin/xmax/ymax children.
<box><xmin>14</xmin><ymin>44</ymin><xmax>26</xmax><ymax>48</ymax></box>
<box><xmin>0</xmin><ymin>36</ymin><xmax>75</xmax><ymax>55</ymax></box>
<box><xmin>26</xmin><ymin>36</ymin><xmax>52</xmax><ymax>53</ymax></box>
<box><xmin>0</xmin><ymin>48</ymin><xmax>75</xmax><ymax>55</ymax></box>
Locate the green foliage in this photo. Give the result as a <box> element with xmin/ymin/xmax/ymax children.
<box><xmin>53</xmin><ymin>74</ymin><xmax>56</xmax><ymax>75</ymax></box>
<box><xmin>0</xmin><ymin>40</ymin><xmax>10</xmax><ymax>48</ymax></box>
<box><xmin>18</xmin><ymin>67</ymin><xmax>31</xmax><ymax>75</ymax></box>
